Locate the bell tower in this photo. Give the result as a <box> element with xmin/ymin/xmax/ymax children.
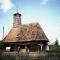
<box><xmin>13</xmin><ymin>11</ymin><xmax>21</xmax><ymax>27</ymax></box>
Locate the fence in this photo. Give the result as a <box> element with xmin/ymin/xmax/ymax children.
<box><xmin>0</xmin><ymin>52</ymin><xmax>60</xmax><ymax>60</ymax></box>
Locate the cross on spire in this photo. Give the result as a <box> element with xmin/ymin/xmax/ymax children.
<box><xmin>16</xmin><ymin>8</ymin><xmax>19</xmax><ymax>13</ymax></box>
<box><xmin>15</xmin><ymin>6</ymin><xmax>19</xmax><ymax>13</ymax></box>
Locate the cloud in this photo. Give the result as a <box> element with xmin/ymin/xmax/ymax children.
<box><xmin>0</xmin><ymin>0</ymin><xmax>14</xmax><ymax>13</ymax></box>
<box><xmin>41</xmin><ymin>0</ymin><xmax>49</xmax><ymax>5</ymax></box>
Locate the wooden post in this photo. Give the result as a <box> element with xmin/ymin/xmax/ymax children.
<box><xmin>40</xmin><ymin>43</ymin><xmax>43</xmax><ymax>51</ymax></box>
<box><xmin>16</xmin><ymin>45</ymin><xmax>20</xmax><ymax>60</ymax></box>
<box><xmin>38</xmin><ymin>42</ymin><xmax>43</xmax><ymax>52</ymax></box>
<box><xmin>25</xmin><ymin>45</ymin><xmax>29</xmax><ymax>56</ymax></box>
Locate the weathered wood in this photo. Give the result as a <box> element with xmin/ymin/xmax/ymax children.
<box><xmin>2</xmin><ymin>23</ymin><xmax>48</xmax><ymax>42</ymax></box>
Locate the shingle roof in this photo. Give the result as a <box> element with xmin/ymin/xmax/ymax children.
<box><xmin>3</xmin><ymin>23</ymin><xmax>48</xmax><ymax>42</ymax></box>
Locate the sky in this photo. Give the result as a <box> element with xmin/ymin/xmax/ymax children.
<box><xmin>0</xmin><ymin>0</ymin><xmax>60</xmax><ymax>44</ymax></box>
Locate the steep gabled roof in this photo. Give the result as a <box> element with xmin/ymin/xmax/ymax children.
<box><xmin>3</xmin><ymin>23</ymin><xmax>48</xmax><ymax>42</ymax></box>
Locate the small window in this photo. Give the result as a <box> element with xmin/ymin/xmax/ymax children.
<box><xmin>6</xmin><ymin>47</ymin><xmax>11</xmax><ymax>51</ymax></box>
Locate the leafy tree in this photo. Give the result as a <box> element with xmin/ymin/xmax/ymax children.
<box><xmin>0</xmin><ymin>43</ymin><xmax>4</xmax><ymax>50</ymax></box>
<box><xmin>54</xmin><ymin>39</ymin><xmax>59</xmax><ymax>45</ymax></box>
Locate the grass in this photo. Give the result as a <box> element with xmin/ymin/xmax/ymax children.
<box><xmin>0</xmin><ymin>56</ymin><xmax>15</xmax><ymax>60</ymax></box>
<box><xmin>0</xmin><ymin>55</ymin><xmax>60</xmax><ymax>60</ymax></box>
<box><xmin>49</xmin><ymin>45</ymin><xmax>60</xmax><ymax>52</ymax></box>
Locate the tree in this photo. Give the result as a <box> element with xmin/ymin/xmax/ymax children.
<box><xmin>0</xmin><ymin>43</ymin><xmax>4</xmax><ymax>50</ymax></box>
<box><xmin>54</xmin><ymin>39</ymin><xmax>59</xmax><ymax>45</ymax></box>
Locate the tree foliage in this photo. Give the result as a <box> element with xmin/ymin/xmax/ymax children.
<box><xmin>54</xmin><ymin>39</ymin><xmax>59</xmax><ymax>45</ymax></box>
<box><xmin>0</xmin><ymin>43</ymin><xmax>4</xmax><ymax>50</ymax></box>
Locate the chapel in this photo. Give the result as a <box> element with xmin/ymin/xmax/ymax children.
<box><xmin>2</xmin><ymin>11</ymin><xmax>49</xmax><ymax>56</ymax></box>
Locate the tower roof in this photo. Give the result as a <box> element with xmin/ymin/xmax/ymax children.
<box><xmin>3</xmin><ymin>23</ymin><xmax>48</xmax><ymax>42</ymax></box>
<box><xmin>14</xmin><ymin>8</ymin><xmax>21</xmax><ymax>16</ymax></box>
<box><xmin>14</xmin><ymin>13</ymin><xmax>21</xmax><ymax>16</ymax></box>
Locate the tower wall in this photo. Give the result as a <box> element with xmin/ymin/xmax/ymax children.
<box><xmin>13</xmin><ymin>13</ymin><xmax>21</xmax><ymax>27</ymax></box>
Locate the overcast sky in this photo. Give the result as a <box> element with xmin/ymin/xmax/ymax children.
<box><xmin>0</xmin><ymin>0</ymin><xmax>60</xmax><ymax>44</ymax></box>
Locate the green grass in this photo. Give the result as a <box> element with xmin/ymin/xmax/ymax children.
<box><xmin>49</xmin><ymin>45</ymin><xmax>60</xmax><ymax>52</ymax></box>
<box><xmin>0</xmin><ymin>56</ymin><xmax>15</xmax><ymax>60</ymax></box>
<box><xmin>0</xmin><ymin>56</ymin><xmax>60</xmax><ymax>60</ymax></box>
